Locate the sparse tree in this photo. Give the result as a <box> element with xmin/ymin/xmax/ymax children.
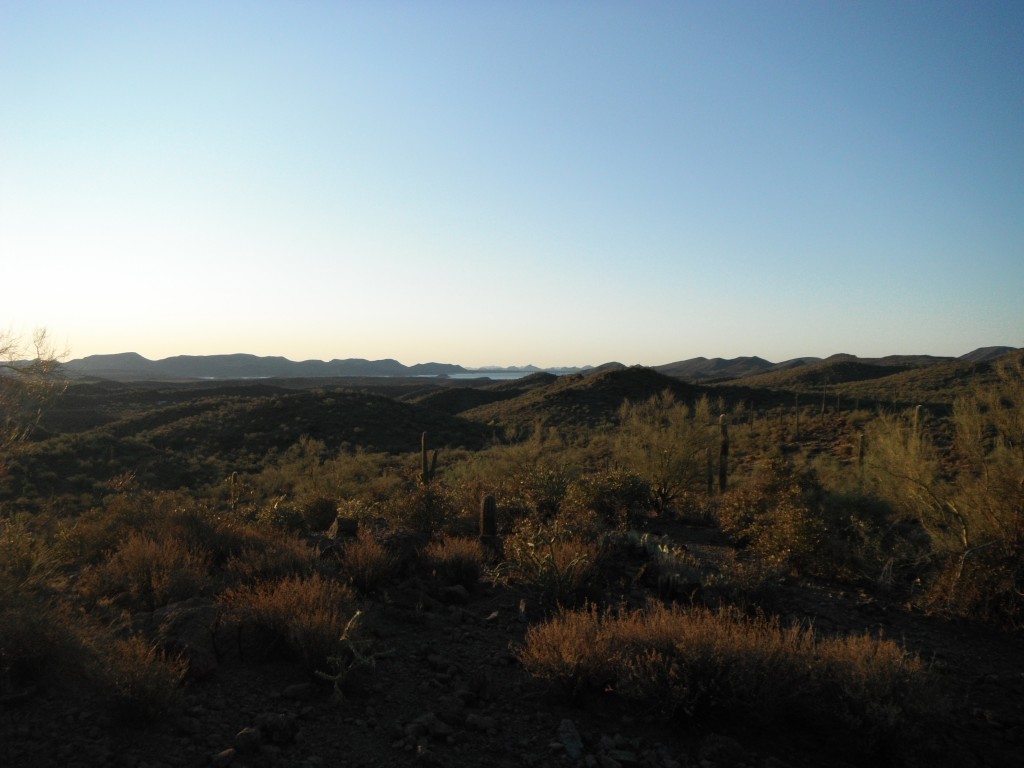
<box><xmin>0</xmin><ymin>329</ymin><xmax>66</xmax><ymax>461</ymax></box>
<box><xmin>615</xmin><ymin>390</ymin><xmax>715</xmax><ymax>512</ymax></box>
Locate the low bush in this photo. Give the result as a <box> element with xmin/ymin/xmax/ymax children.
<box><xmin>499</xmin><ymin>517</ymin><xmax>603</xmax><ymax>606</ymax></box>
<box><xmin>562</xmin><ymin>469</ymin><xmax>654</xmax><ymax>531</ymax></box>
<box><xmin>340</xmin><ymin>529</ymin><xmax>400</xmax><ymax>593</ymax></box>
<box><xmin>95</xmin><ymin>634</ymin><xmax>188</xmax><ymax>724</ymax></box>
<box><xmin>518</xmin><ymin>602</ymin><xmax>932</xmax><ymax>749</ymax></box>
<box><xmin>217</xmin><ymin>572</ymin><xmax>358</xmax><ymax>672</ymax></box>
<box><xmin>424</xmin><ymin>536</ymin><xmax>486</xmax><ymax>589</ymax></box>
<box><xmin>77</xmin><ymin>531</ymin><xmax>212</xmax><ymax>609</ymax></box>
<box><xmin>714</xmin><ymin>457</ymin><xmax>825</xmax><ymax>576</ymax></box>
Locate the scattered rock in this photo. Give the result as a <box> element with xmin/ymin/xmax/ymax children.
<box><xmin>234</xmin><ymin>726</ymin><xmax>262</xmax><ymax>754</ymax></box>
<box><xmin>558</xmin><ymin>718</ymin><xmax>585</xmax><ymax>761</ymax></box>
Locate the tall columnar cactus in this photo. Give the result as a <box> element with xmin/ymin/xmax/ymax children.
<box><xmin>706</xmin><ymin>446</ymin><xmax>714</xmax><ymax>496</ymax></box>
<box><xmin>479</xmin><ymin>493</ymin><xmax>503</xmax><ymax>558</ymax></box>
<box><xmin>420</xmin><ymin>431</ymin><xmax>438</xmax><ymax>485</ymax></box>
<box><xmin>480</xmin><ymin>494</ymin><xmax>498</xmax><ymax>538</ymax></box>
<box><xmin>718</xmin><ymin>414</ymin><xmax>729</xmax><ymax>493</ymax></box>
<box><xmin>857</xmin><ymin>431</ymin><xmax>866</xmax><ymax>488</ymax></box>
<box><xmin>794</xmin><ymin>393</ymin><xmax>801</xmax><ymax>440</ymax></box>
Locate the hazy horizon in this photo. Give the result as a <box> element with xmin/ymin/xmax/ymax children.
<box><xmin>3</xmin><ymin>2</ymin><xmax>1022</xmax><ymax>368</ymax></box>
<box><xmin>64</xmin><ymin>344</ymin><xmax>1018</xmax><ymax>371</ymax></box>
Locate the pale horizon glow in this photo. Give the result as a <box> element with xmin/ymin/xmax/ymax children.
<box><xmin>2</xmin><ymin>2</ymin><xmax>1021</xmax><ymax>369</ymax></box>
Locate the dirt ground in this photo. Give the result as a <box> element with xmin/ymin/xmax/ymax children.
<box><xmin>3</xmin><ymin>520</ymin><xmax>1022</xmax><ymax>768</ymax></box>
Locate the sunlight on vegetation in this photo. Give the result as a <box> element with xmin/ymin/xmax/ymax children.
<box><xmin>2</xmin><ymin>350</ymin><xmax>1022</xmax><ymax>762</ymax></box>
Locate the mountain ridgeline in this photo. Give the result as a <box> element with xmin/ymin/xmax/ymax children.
<box><xmin>59</xmin><ymin>347</ymin><xmax>1019</xmax><ymax>383</ymax></box>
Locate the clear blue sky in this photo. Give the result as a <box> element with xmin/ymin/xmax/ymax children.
<box><xmin>2</xmin><ymin>1</ymin><xmax>1021</xmax><ymax>368</ymax></box>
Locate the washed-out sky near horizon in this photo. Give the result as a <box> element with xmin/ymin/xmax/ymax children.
<box><xmin>2</xmin><ymin>2</ymin><xmax>1021</xmax><ymax>369</ymax></box>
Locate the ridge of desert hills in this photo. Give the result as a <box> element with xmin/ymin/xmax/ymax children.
<box><xmin>57</xmin><ymin>346</ymin><xmax>1019</xmax><ymax>382</ymax></box>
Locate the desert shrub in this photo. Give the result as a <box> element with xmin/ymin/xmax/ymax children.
<box><xmin>499</xmin><ymin>516</ymin><xmax>603</xmax><ymax>606</ymax></box>
<box><xmin>514</xmin><ymin>464</ymin><xmax>574</xmax><ymax>519</ymax></box>
<box><xmin>614</xmin><ymin>391</ymin><xmax>716</xmax><ymax>512</ymax></box>
<box><xmin>627</xmin><ymin>531</ymin><xmax>707</xmax><ymax>598</ymax></box>
<box><xmin>0</xmin><ymin>513</ymin><xmax>57</xmax><ymax>598</ymax></box>
<box><xmin>863</xmin><ymin>358</ymin><xmax>1024</xmax><ymax>626</ymax></box>
<box><xmin>562</xmin><ymin>469</ymin><xmax>654</xmax><ymax>531</ymax></box>
<box><xmin>714</xmin><ymin>457</ymin><xmax>826</xmax><ymax>576</ymax></box>
<box><xmin>94</xmin><ymin>634</ymin><xmax>187</xmax><ymax>724</ymax></box>
<box><xmin>0</xmin><ymin>593</ymin><xmax>85</xmax><ymax>699</ymax></box>
<box><xmin>299</xmin><ymin>494</ymin><xmax>339</xmax><ymax>531</ymax></box>
<box><xmin>217</xmin><ymin>572</ymin><xmax>358</xmax><ymax>672</ymax></box>
<box><xmin>384</xmin><ymin>481</ymin><xmax>457</xmax><ymax>535</ymax></box>
<box><xmin>341</xmin><ymin>528</ymin><xmax>401</xmax><ymax>593</ymax></box>
<box><xmin>53</xmin><ymin>490</ymin><xmax>181</xmax><ymax>564</ymax></box>
<box><xmin>223</xmin><ymin>533</ymin><xmax>316</xmax><ymax>584</ymax></box>
<box><xmin>424</xmin><ymin>536</ymin><xmax>485</xmax><ymax>589</ymax></box>
<box><xmin>77</xmin><ymin>531</ymin><xmax>212</xmax><ymax>609</ymax></box>
<box><xmin>254</xmin><ymin>497</ymin><xmax>308</xmax><ymax>534</ymax></box>
<box><xmin>518</xmin><ymin>602</ymin><xmax>931</xmax><ymax>748</ymax></box>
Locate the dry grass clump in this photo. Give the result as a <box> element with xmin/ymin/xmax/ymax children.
<box><xmin>341</xmin><ymin>528</ymin><xmax>401</xmax><ymax>593</ymax></box>
<box><xmin>78</xmin><ymin>531</ymin><xmax>212</xmax><ymax>609</ymax></box>
<box><xmin>518</xmin><ymin>602</ymin><xmax>931</xmax><ymax>747</ymax></box>
<box><xmin>1</xmin><ymin>597</ymin><xmax>185</xmax><ymax>724</ymax></box>
<box><xmin>222</xmin><ymin>532</ymin><xmax>315</xmax><ymax>584</ymax></box>
<box><xmin>94</xmin><ymin>634</ymin><xmax>188</xmax><ymax>724</ymax></box>
<box><xmin>217</xmin><ymin>572</ymin><xmax>358</xmax><ymax>671</ymax></box>
<box><xmin>424</xmin><ymin>536</ymin><xmax>486</xmax><ymax>588</ymax></box>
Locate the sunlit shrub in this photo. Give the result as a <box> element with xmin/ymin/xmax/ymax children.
<box><xmin>217</xmin><ymin>572</ymin><xmax>358</xmax><ymax>672</ymax></box>
<box><xmin>562</xmin><ymin>469</ymin><xmax>654</xmax><ymax>531</ymax></box>
<box><xmin>715</xmin><ymin>457</ymin><xmax>825</xmax><ymax>576</ymax></box>
<box><xmin>299</xmin><ymin>494</ymin><xmax>339</xmax><ymax>531</ymax></box>
<box><xmin>614</xmin><ymin>391</ymin><xmax>716</xmax><ymax>512</ymax></box>
<box><xmin>499</xmin><ymin>517</ymin><xmax>603</xmax><ymax>606</ymax></box>
<box><xmin>385</xmin><ymin>481</ymin><xmax>457</xmax><ymax>535</ymax></box>
<box><xmin>78</xmin><ymin>531</ymin><xmax>212</xmax><ymax>609</ymax></box>
<box><xmin>424</xmin><ymin>536</ymin><xmax>486</xmax><ymax>589</ymax></box>
<box><xmin>96</xmin><ymin>634</ymin><xmax>188</xmax><ymax>724</ymax></box>
<box><xmin>223</xmin><ymin>533</ymin><xmax>316</xmax><ymax>584</ymax></box>
<box><xmin>518</xmin><ymin>602</ymin><xmax>932</xmax><ymax>748</ymax></box>
<box><xmin>340</xmin><ymin>528</ymin><xmax>401</xmax><ymax>593</ymax></box>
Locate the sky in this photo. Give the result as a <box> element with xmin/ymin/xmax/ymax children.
<box><xmin>2</xmin><ymin>1</ymin><xmax>1022</xmax><ymax>369</ymax></box>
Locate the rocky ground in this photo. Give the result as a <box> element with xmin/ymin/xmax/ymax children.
<box><xmin>3</xmin><ymin>521</ymin><xmax>1023</xmax><ymax>768</ymax></box>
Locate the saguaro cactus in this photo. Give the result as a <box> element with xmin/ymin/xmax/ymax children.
<box><xmin>480</xmin><ymin>494</ymin><xmax>498</xmax><ymax>538</ymax></box>
<box><xmin>706</xmin><ymin>446</ymin><xmax>714</xmax><ymax>496</ymax></box>
<box><xmin>420</xmin><ymin>431</ymin><xmax>438</xmax><ymax>485</ymax></box>
<box><xmin>479</xmin><ymin>493</ymin><xmax>502</xmax><ymax>558</ymax></box>
<box><xmin>718</xmin><ymin>414</ymin><xmax>729</xmax><ymax>493</ymax></box>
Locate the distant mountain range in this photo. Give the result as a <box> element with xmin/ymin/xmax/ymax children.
<box><xmin>58</xmin><ymin>347</ymin><xmax>1018</xmax><ymax>383</ymax></box>
<box><xmin>60</xmin><ymin>352</ymin><xmax>588</xmax><ymax>381</ymax></box>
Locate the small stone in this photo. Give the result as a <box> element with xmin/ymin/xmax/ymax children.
<box><xmin>235</xmin><ymin>727</ymin><xmax>262</xmax><ymax>754</ymax></box>
<box><xmin>210</xmin><ymin>748</ymin><xmax>236</xmax><ymax>767</ymax></box>
<box><xmin>558</xmin><ymin>719</ymin><xmax>585</xmax><ymax>761</ymax></box>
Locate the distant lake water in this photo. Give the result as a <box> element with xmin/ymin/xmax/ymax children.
<box><xmin>446</xmin><ymin>371</ymin><xmax>536</xmax><ymax>380</ymax></box>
